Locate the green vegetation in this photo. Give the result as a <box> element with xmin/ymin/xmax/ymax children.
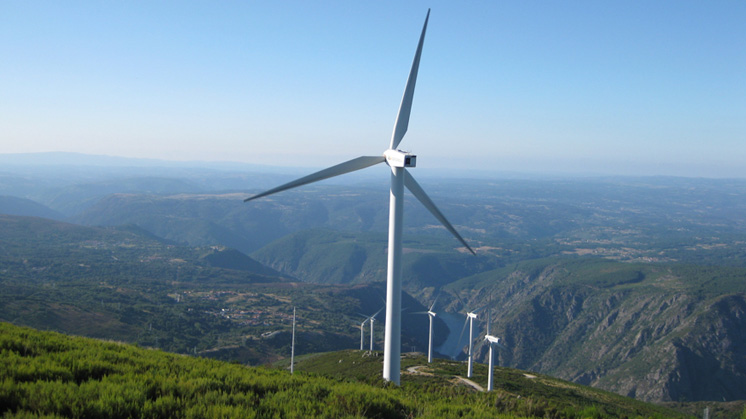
<box><xmin>1</xmin><ymin>323</ymin><xmax>689</xmax><ymax>418</ymax></box>
<box><xmin>3</xmin><ymin>171</ymin><xmax>746</xmax><ymax>406</ymax></box>
<box><xmin>3</xmin><ymin>215</ymin><xmax>746</xmax><ymax>404</ymax></box>
<box><xmin>286</xmin><ymin>349</ymin><xmax>688</xmax><ymax>419</ymax></box>
<box><xmin>0</xmin><ymin>216</ymin><xmax>436</xmax><ymax>366</ymax></box>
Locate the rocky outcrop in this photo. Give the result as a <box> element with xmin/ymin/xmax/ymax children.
<box><xmin>462</xmin><ymin>259</ymin><xmax>746</xmax><ymax>402</ymax></box>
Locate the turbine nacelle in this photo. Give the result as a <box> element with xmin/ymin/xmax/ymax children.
<box><xmin>485</xmin><ymin>335</ymin><xmax>500</xmax><ymax>345</ymax></box>
<box><xmin>384</xmin><ymin>149</ymin><xmax>417</xmax><ymax>168</ymax></box>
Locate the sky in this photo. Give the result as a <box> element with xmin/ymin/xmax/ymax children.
<box><xmin>1</xmin><ymin>1</ymin><xmax>745</xmax><ymax>177</ymax></box>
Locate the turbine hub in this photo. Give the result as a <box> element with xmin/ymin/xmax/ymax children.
<box><xmin>384</xmin><ymin>149</ymin><xmax>417</xmax><ymax>168</ymax></box>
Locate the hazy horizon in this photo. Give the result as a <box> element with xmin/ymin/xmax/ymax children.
<box><xmin>4</xmin><ymin>150</ymin><xmax>746</xmax><ymax>181</ymax></box>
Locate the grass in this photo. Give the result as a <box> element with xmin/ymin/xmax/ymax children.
<box><xmin>2</xmin><ymin>322</ymin><xmax>695</xmax><ymax>418</ymax></box>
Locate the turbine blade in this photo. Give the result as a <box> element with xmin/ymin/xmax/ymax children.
<box><xmin>475</xmin><ymin>337</ymin><xmax>487</xmax><ymax>353</ymax></box>
<box><xmin>429</xmin><ymin>293</ymin><xmax>439</xmax><ymax>312</ymax></box>
<box><xmin>404</xmin><ymin>171</ymin><xmax>476</xmax><ymax>255</ymax></box>
<box><xmin>371</xmin><ymin>307</ymin><xmax>384</xmax><ymax>319</ymax></box>
<box><xmin>389</xmin><ymin>9</ymin><xmax>430</xmax><ymax>150</ymax></box>
<box><xmin>244</xmin><ymin>156</ymin><xmax>385</xmax><ymax>202</ymax></box>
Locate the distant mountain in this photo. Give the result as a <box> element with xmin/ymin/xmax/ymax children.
<box><xmin>0</xmin><ymin>214</ymin><xmax>280</xmax><ymax>282</ymax></box>
<box><xmin>0</xmin><ymin>151</ymin><xmax>291</xmax><ymax>171</ymax></box>
<box><xmin>70</xmin><ymin>188</ymin><xmax>389</xmax><ymax>254</ymax></box>
<box><xmin>0</xmin><ymin>214</ymin><xmax>437</xmax><ymax>364</ymax></box>
<box><xmin>251</xmin><ymin>228</ymin><xmax>500</xmax><ymax>289</ymax></box>
<box><xmin>0</xmin><ymin>214</ymin><xmax>286</xmax><ymax>342</ymax></box>
<box><xmin>3</xmin><ymin>158</ymin><xmax>746</xmax><ymax>405</ymax></box>
<box><xmin>442</xmin><ymin>257</ymin><xmax>746</xmax><ymax>403</ymax></box>
<box><xmin>63</xmin><ymin>176</ymin><xmax>746</xmax><ymax>267</ymax></box>
<box><xmin>0</xmin><ymin>195</ymin><xmax>62</xmax><ymax>220</ymax></box>
<box><xmin>200</xmin><ymin>247</ymin><xmax>281</xmax><ymax>277</ymax></box>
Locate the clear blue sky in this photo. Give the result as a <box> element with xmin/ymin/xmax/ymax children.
<box><xmin>2</xmin><ymin>1</ymin><xmax>744</xmax><ymax>177</ymax></box>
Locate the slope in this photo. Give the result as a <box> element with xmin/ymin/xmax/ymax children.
<box><xmin>286</xmin><ymin>349</ymin><xmax>689</xmax><ymax>418</ymax></box>
<box><xmin>0</xmin><ymin>215</ymin><xmax>443</xmax><ymax>365</ymax></box>
<box><xmin>0</xmin><ymin>195</ymin><xmax>63</xmax><ymax>220</ymax></box>
<box><xmin>444</xmin><ymin>257</ymin><xmax>746</xmax><ymax>402</ymax></box>
<box><xmin>1</xmin><ymin>322</ymin><xmax>691</xmax><ymax>419</ymax></box>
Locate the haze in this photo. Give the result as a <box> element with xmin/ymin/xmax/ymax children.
<box><xmin>1</xmin><ymin>1</ymin><xmax>744</xmax><ymax>177</ymax></box>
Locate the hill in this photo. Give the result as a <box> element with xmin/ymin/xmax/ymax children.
<box><xmin>0</xmin><ymin>215</ymin><xmax>439</xmax><ymax>365</ymax></box>
<box><xmin>66</xmin><ymin>176</ymin><xmax>746</xmax><ymax>264</ymax></box>
<box><xmin>251</xmin><ymin>228</ymin><xmax>499</xmax><ymax>287</ymax></box>
<box><xmin>442</xmin><ymin>257</ymin><xmax>746</xmax><ymax>403</ymax></box>
<box><xmin>0</xmin><ymin>215</ymin><xmax>290</xmax><ymax>356</ymax></box>
<box><xmin>1</xmin><ymin>322</ymin><xmax>693</xmax><ymax>419</ymax></box>
<box><xmin>0</xmin><ymin>195</ymin><xmax>62</xmax><ymax>220</ymax></box>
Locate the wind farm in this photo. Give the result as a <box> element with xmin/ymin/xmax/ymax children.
<box><xmin>3</xmin><ymin>1</ymin><xmax>746</xmax><ymax>416</ymax></box>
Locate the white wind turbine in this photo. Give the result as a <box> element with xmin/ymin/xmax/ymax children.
<box><xmin>243</xmin><ymin>9</ymin><xmax>475</xmax><ymax>385</ymax></box>
<box><xmin>426</xmin><ymin>297</ymin><xmax>438</xmax><ymax>363</ymax></box>
<box><xmin>290</xmin><ymin>306</ymin><xmax>296</xmax><ymax>375</ymax></box>
<box><xmin>359</xmin><ymin>317</ymin><xmax>369</xmax><ymax>351</ymax></box>
<box><xmin>368</xmin><ymin>307</ymin><xmax>383</xmax><ymax>351</ymax></box>
<box><xmin>457</xmin><ymin>305</ymin><xmax>484</xmax><ymax>378</ymax></box>
<box><xmin>482</xmin><ymin>305</ymin><xmax>505</xmax><ymax>391</ymax></box>
<box><xmin>413</xmin><ymin>294</ymin><xmax>439</xmax><ymax>363</ymax></box>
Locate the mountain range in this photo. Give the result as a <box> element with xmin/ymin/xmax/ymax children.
<box><xmin>1</xmin><ymin>152</ymin><xmax>745</xmax><ymax>405</ymax></box>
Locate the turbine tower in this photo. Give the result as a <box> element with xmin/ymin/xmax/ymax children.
<box><xmin>414</xmin><ymin>295</ymin><xmax>439</xmax><ymax>363</ymax></box>
<box><xmin>457</xmin><ymin>304</ymin><xmax>484</xmax><ymax>378</ymax></box>
<box><xmin>369</xmin><ymin>307</ymin><xmax>382</xmax><ymax>351</ymax></box>
<box><xmin>359</xmin><ymin>318</ymin><xmax>368</xmax><ymax>351</ymax></box>
<box><xmin>484</xmin><ymin>334</ymin><xmax>501</xmax><ymax>391</ymax></box>
<box><xmin>466</xmin><ymin>310</ymin><xmax>478</xmax><ymax>378</ymax></box>
<box><xmin>243</xmin><ymin>9</ymin><xmax>475</xmax><ymax>385</ymax></box>
<box><xmin>483</xmin><ymin>306</ymin><xmax>505</xmax><ymax>391</ymax></box>
<box><xmin>426</xmin><ymin>300</ymin><xmax>437</xmax><ymax>363</ymax></box>
<box><xmin>291</xmin><ymin>306</ymin><xmax>296</xmax><ymax>374</ymax></box>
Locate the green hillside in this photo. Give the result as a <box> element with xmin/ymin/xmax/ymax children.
<box><xmin>251</xmin><ymin>228</ymin><xmax>501</xmax><ymax>287</ymax></box>
<box><xmin>1</xmin><ymin>322</ymin><xmax>691</xmax><ymax>419</ymax></box>
<box><xmin>288</xmin><ymin>350</ymin><xmax>691</xmax><ymax>419</ymax></box>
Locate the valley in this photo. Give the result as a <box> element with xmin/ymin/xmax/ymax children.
<box><xmin>1</xmin><ymin>154</ymin><xmax>746</xmax><ymax>409</ymax></box>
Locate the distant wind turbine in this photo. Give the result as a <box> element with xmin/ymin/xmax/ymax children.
<box><xmin>457</xmin><ymin>305</ymin><xmax>484</xmax><ymax>378</ymax></box>
<box><xmin>482</xmin><ymin>304</ymin><xmax>505</xmax><ymax>391</ymax></box>
<box><xmin>368</xmin><ymin>307</ymin><xmax>383</xmax><ymax>351</ymax></box>
<box><xmin>291</xmin><ymin>306</ymin><xmax>296</xmax><ymax>374</ymax></box>
<box><xmin>413</xmin><ymin>294</ymin><xmax>439</xmax><ymax>363</ymax></box>
<box><xmin>359</xmin><ymin>317</ymin><xmax>368</xmax><ymax>351</ymax></box>
<box><xmin>243</xmin><ymin>9</ymin><xmax>475</xmax><ymax>385</ymax></box>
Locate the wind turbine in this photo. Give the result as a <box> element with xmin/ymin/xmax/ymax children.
<box><xmin>291</xmin><ymin>306</ymin><xmax>296</xmax><ymax>374</ymax></box>
<box><xmin>457</xmin><ymin>305</ymin><xmax>484</xmax><ymax>378</ymax></box>
<box><xmin>368</xmin><ymin>307</ymin><xmax>383</xmax><ymax>351</ymax></box>
<box><xmin>359</xmin><ymin>317</ymin><xmax>368</xmax><ymax>351</ymax></box>
<box><xmin>482</xmin><ymin>305</ymin><xmax>505</xmax><ymax>391</ymax></box>
<box><xmin>243</xmin><ymin>9</ymin><xmax>475</xmax><ymax>385</ymax></box>
<box><xmin>413</xmin><ymin>294</ymin><xmax>439</xmax><ymax>363</ymax></box>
